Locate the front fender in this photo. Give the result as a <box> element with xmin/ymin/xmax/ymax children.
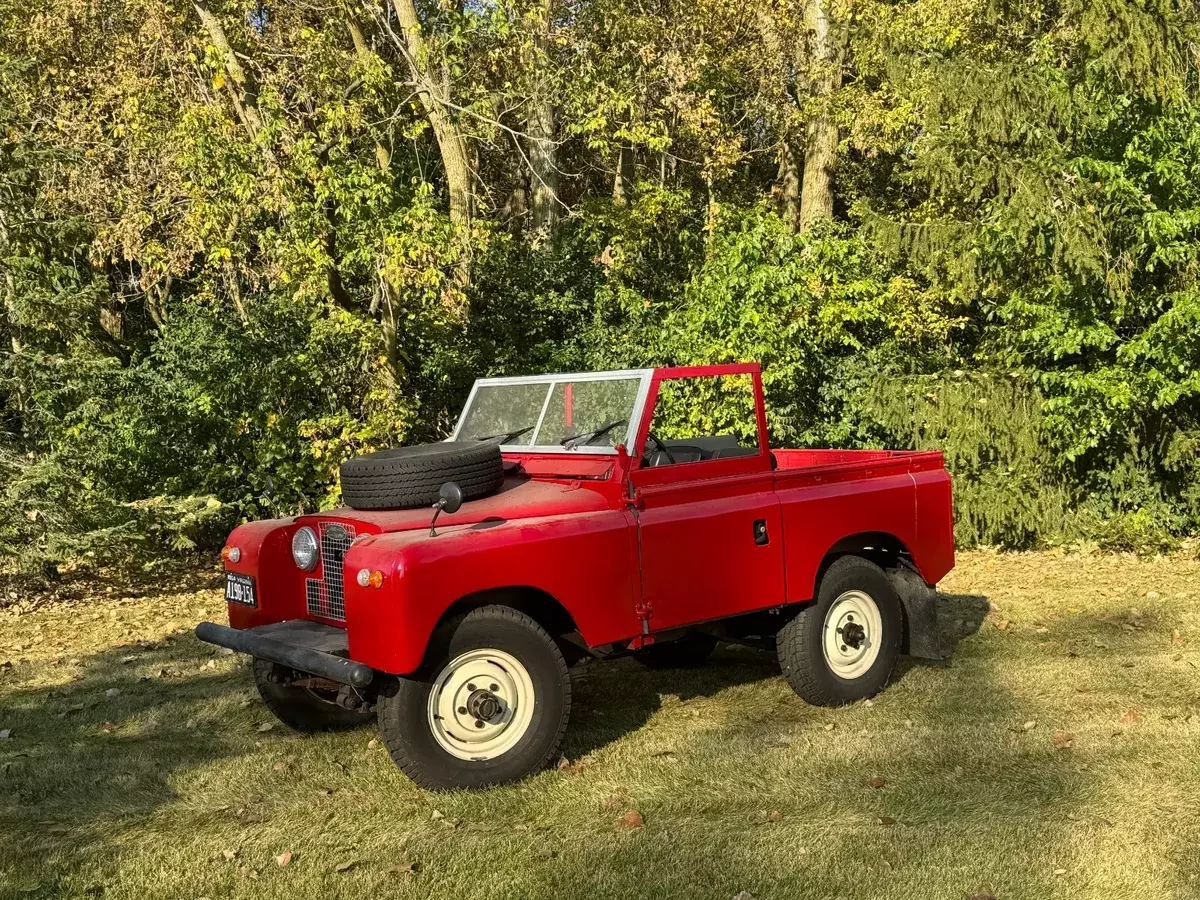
<box><xmin>341</xmin><ymin>510</ymin><xmax>640</xmax><ymax>675</ymax></box>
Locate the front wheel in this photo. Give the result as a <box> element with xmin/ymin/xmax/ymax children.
<box><xmin>777</xmin><ymin>555</ymin><xmax>902</xmax><ymax>706</ymax></box>
<box><xmin>376</xmin><ymin>605</ymin><xmax>571</xmax><ymax>791</ymax></box>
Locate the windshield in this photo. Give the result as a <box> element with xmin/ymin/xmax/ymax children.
<box><xmin>454</xmin><ymin>371</ymin><xmax>650</xmax><ymax>451</ymax></box>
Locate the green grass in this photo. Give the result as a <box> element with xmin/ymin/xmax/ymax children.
<box><xmin>2</xmin><ymin>550</ymin><xmax>1199</xmax><ymax>899</ymax></box>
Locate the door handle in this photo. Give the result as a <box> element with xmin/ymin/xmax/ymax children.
<box><xmin>753</xmin><ymin>519</ymin><xmax>769</xmax><ymax>546</ymax></box>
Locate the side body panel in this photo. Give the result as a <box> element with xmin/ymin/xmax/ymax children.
<box><xmin>341</xmin><ymin>508</ymin><xmax>642</xmax><ymax>674</ymax></box>
<box><xmin>773</xmin><ymin>453</ymin><xmax>953</xmax><ymax>603</ymax></box>
<box><xmin>635</xmin><ymin>472</ymin><xmax>785</xmax><ymax>631</ymax></box>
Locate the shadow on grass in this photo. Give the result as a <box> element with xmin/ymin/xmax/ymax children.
<box><xmin>0</xmin><ymin>631</ymin><xmax>254</xmax><ymax>894</ymax></box>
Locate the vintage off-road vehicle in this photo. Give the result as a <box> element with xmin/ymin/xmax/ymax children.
<box><xmin>197</xmin><ymin>363</ymin><xmax>954</xmax><ymax>790</ymax></box>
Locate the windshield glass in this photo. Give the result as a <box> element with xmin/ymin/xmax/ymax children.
<box><xmin>454</xmin><ymin>372</ymin><xmax>647</xmax><ymax>451</ymax></box>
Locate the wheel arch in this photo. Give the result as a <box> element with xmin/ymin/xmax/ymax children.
<box><xmin>428</xmin><ymin>585</ymin><xmax>584</xmax><ymax>665</ymax></box>
<box><xmin>814</xmin><ymin>531</ymin><xmax>914</xmax><ymax>595</ymax></box>
<box><xmin>811</xmin><ymin>532</ymin><xmax>941</xmax><ymax>660</ymax></box>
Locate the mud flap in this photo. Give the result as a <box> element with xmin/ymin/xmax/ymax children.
<box><xmin>887</xmin><ymin>565</ymin><xmax>942</xmax><ymax>660</ymax></box>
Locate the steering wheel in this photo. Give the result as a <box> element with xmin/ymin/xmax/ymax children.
<box><xmin>645</xmin><ymin>431</ymin><xmax>676</xmax><ymax>466</ymax></box>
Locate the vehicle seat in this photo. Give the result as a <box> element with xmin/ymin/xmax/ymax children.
<box><xmin>645</xmin><ymin>448</ymin><xmax>704</xmax><ymax>467</ymax></box>
<box><xmin>711</xmin><ymin>446</ymin><xmax>757</xmax><ymax>459</ymax></box>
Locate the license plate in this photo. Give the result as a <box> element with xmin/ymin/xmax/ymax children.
<box><xmin>225</xmin><ymin>572</ymin><xmax>257</xmax><ymax>607</ymax></box>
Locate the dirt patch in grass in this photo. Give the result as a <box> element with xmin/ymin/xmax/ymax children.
<box><xmin>1</xmin><ymin>550</ymin><xmax>1198</xmax><ymax>899</ymax></box>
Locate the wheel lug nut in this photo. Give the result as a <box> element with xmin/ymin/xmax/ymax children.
<box><xmin>489</xmin><ymin>683</ymin><xmax>499</xmax><ymax>692</ymax></box>
<box><xmin>457</xmin><ymin>706</ymin><xmax>467</xmax><ymax>715</ymax></box>
<box><xmin>474</xmin><ymin>719</ymin><xmax>485</xmax><ymax>728</ymax></box>
<box><xmin>847</xmin><ymin>614</ymin><xmax>855</xmax><ymax>622</ymax></box>
<box><xmin>467</xmin><ymin>683</ymin><xmax>476</xmax><ymax>691</ymax></box>
<box><xmin>840</xmin><ymin>644</ymin><xmax>848</xmax><ymax>652</ymax></box>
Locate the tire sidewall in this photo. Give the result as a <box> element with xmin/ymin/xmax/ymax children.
<box><xmin>804</xmin><ymin>558</ymin><xmax>902</xmax><ymax>701</ymax></box>
<box><xmin>379</xmin><ymin>610</ymin><xmax>569</xmax><ymax>790</ymax></box>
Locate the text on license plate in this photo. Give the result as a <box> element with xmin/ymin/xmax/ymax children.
<box><xmin>225</xmin><ymin>572</ymin><xmax>257</xmax><ymax>607</ymax></box>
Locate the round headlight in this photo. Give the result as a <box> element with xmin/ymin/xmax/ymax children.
<box><xmin>291</xmin><ymin>526</ymin><xmax>319</xmax><ymax>571</ymax></box>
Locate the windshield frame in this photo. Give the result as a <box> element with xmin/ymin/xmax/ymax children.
<box><xmin>451</xmin><ymin>369</ymin><xmax>654</xmax><ymax>454</ymax></box>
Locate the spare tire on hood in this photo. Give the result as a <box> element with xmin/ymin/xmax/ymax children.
<box><xmin>339</xmin><ymin>442</ymin><xmax>504</xmax><ymax>510</ymax></box>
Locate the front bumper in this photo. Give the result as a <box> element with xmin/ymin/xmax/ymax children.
<box><xmin>195</xmin><ymin>620</ymin><xmax>375</xmax><ymax>688</ymax></box>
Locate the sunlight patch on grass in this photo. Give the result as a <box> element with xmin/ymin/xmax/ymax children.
<box><xmin>1</xmin><ymin>550</ymin><xmax>1198</xmax><ymax>899</ymax></box>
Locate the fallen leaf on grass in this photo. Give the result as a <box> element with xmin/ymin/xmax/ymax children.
<box><xmin>0</xmin><ymin>729</ymin><xmax>10</xmax><ymax>740</ymax></box>
<box><xmin>222</xmin><ymin>849</ymin><xmax>238</xmax><ymax>861</ymax></box>
<box><xmin>1053</xmin><ymin>868</ymin><xmax>1067</xmax><ymax>876</ymax></box>
<box><xmin>430</xmin><ymin>809</ymin><xmax>444</xmax><ymax>821</ymax></box>
<box><xmin>866</xmin><ymin>776</ymin><xmax>887</xmax><ymax>789</ymax></box>
<box><xmin>822</xmin><ymin>723</ymin><xmax>835</xmax><ymax>732</ymax></box>
<box><xmin>256</xmin><ymin>722</ymin><xmax>275</xmax><ymax>733</ymax></box>
<box><xmin>556</xmin><ymin>755</ymin><xmax>571</xmax><ymax>770</ymax></box>
<box><xmin>1053</xmin><ymin>730</ymin><xmax>1075</xmax><ymax>750</ymax></box>
<box><xmin>334</xmin><ymin>861</ymin><xmax>357</xmax><ymax>874</ymax></box>
<box><xmin>1172</xmin><ymin>630</ymin><xmax>1182</xmax><ymax>645</ymax></box>
<box><xmin>615</xmin><ymin>809</ymin><xmax>644</xmax><ymax>830</ymax></box>
<box><xmin>732</xmin><ymin>892</ymin><xmax>756</xmax><ymax>900</ymax></box>
<box><xmin>275</xmin><ymin>851</ymin><xmax>292</xmax><ymax>868</ymax></box>
<box><xmin>100</xmin><ymin>722</ymin><xmax>117</xmax><ymax>733</ymax></box>
<box><xmin>749</xmin><ymin>810</ymin><xmax>782</xmax><ymax>825</ymax></box>
<box><xmin>387</xmin><ymin>862</ymin><xmax>419</xmax><ymax>876</ymax></box>
<box><xmin>1120</xmin><ymin>708</ymin><xmax>1143</xmax><ymax>725</ymax></box>
<box><xmin>104</xmin><ymin>688</ymin><xmax>120</xmax><ymax>698</ymax></box>
<box><xmin>876</xmin><ymin>816</ymin><xmax>896</xmax><ymax>826</ymax></box>
<box><xmin>993</xmin><ymin>619</ymin><xmax>1009</xmax><ymax>631</ymax></box>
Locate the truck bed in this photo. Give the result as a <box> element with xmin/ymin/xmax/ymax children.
<box><xmin>772</xmin><ymin>448</ymin><xmax>946</xmax><ymax>478</ymax></box>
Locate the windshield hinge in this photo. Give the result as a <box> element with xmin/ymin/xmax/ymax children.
<box><xmin>623</xmin><ymin>487</ymin><xmax>644</xmax><ymax>510</ymax></box>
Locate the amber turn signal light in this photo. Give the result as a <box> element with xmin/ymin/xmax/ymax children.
<box><xmin>356</xmin><ymin>568</ymin><xmax>384</xmax><ymax>589</ymax></box>
<box><xmin>221</xmin><ymin>546</ymin><xmax>241</xmax><ymax>564</ymax></box>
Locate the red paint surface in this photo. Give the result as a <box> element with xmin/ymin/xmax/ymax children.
<box><xmin>220</xmin><ymin>363</ymin><xmax>955</xmax><ymax>674</ymax></box>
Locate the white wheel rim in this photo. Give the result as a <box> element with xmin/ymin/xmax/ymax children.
<box><xmin>822</xmin><ymin>590</ymin><xmax>883</xmax><ymax>679</ymax></box>
<box><xmin>427</xmin><ymin>649</ymin><xmax>535</xmax><ymax>761</ymax></box>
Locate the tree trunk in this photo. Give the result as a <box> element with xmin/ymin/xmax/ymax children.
<box><xmin>613</xmin><ymin>145</ymin><xmax>635</xmax><ymax>205</ymax></box>
<box><xmin>389</xmin><ymin>0</ymin><xmax>474</xmax><ymax>235</ymax></box>
<box><xmin>798</xmin><ymin>0</ymin><xmax>843</xmax><ymax>231</ymax></box>
<box><xmin>193</xmin><ymin>1</ymin><xmax>264</xmax><ymax>138</ymax></box>
<box><xmin>346</xmin><ymin>19</ymin><xmax>393</xmax><ymax>173</ymax></box>
<box><xmin>527</xmin><ymin>0</ymin><xmax>559</xmax><ymax>236</ymax></box>
<box><xmin>528</xmin><ymin>96</ymin><xmax>558</xmax><ymax>235</ymax></box>
<box><xmin>776</xmin><ymin>140</ymin><xmax>802</xmax><ymax>229</ymax></box>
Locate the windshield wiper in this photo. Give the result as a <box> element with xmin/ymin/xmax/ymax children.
<box><xmin>474</xmin><ymin>425</ymin><xmax>535</xmax><ymax>444</ymax></box>
<box><xmin>561</xmin><ymin>419</ymin><xmax>627</xmax><ymax>450</ymax></box>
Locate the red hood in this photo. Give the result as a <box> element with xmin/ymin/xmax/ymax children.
<box><xmin>295</xmin><ymin>474</ymin><xmax>617</xmax><ymax>534</ymax></box>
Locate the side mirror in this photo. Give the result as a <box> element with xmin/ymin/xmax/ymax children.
<box><xmin>429</xmin><ymin>482</ymin><xmax>463</xmax><ymax>536</ymax></box>
<box><xmin>439</xmin><ymin>481</ymin><xmax>463</xmax><ymax>514</ymax></box>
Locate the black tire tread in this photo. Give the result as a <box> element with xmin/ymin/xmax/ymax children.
<box><xmin>777</xmin><ymin>555</ymin><xmax>902</xmax><ymax>707</ymax></box>
<box><xmin>376</xmin><ymin>605</ymin><xmax>571</xmax><ymax>791</ymax></box>
<box><xmin>340</xmin><ymin>442</ymin><xmax>503</xmax><ymax>510</ymax></box>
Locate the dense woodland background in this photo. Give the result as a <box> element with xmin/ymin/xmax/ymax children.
<box><xmin>2</xmin><ymin>0</ymin><xmax>1200</xmax><ymax>573</ymax></box>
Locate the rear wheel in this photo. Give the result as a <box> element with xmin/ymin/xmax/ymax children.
<box><xmin>376</xmin><ymin>606</ymin><xmax>571</xmax><ymax>791</ymax></box>
<box><xmin>635</xmin><ymin>632</ymin><xmax>718</xmax><ymax>669</ymax></box>
<box><xmin>777</xmin><ymin>555</ymin><xmax>902</xmax><ymax>706</ymax></box>
<box><xmin>253</xmin><ymin>659</ymin><xmax>373</xmax><ymax>733</ymax></box>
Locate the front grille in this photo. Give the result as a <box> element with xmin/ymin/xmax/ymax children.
<box><xmin>305</xmin><ymin>522</ymin><xmax>356</xmax><ymax>621</ymax></box>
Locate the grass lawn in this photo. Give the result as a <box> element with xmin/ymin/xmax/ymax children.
<box><xmin>1</xmin><ymin>549</ymin><xmax>1198</xmax><ymax>899</ymax></box>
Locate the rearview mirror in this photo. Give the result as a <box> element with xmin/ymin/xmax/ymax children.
<box><xmin>439</xmin><ymin>481</ymin><xmax>463</xmax><ymax>514</ymax></box>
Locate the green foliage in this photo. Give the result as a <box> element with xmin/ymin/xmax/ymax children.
<box><xmin>3</xmin><ymin>0</ymin><xmax>1200</xmax><ymax>571</ymax></box>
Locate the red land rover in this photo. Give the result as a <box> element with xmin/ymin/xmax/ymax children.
<box><xmin>197</xmin><ymin>363</ymin><xmax>954</xmax><ymax>790</ymax></box>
